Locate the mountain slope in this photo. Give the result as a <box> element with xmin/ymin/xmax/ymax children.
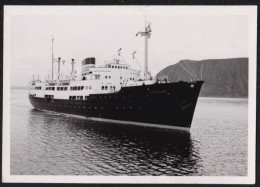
<box><xmin>156</xmin><ymin>58</ymin><xmax>248</xmax><ymax>97</ymax></box>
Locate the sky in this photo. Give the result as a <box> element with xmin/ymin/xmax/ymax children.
<box><xmin>9</xmin><ymin>7</ymin><xmax>248</xmax><ymax>86</ymax></box>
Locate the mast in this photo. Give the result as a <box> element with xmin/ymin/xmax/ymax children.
<box><xmin>144</xmin><ymin>19</ymin><xmax>148</xmax><ymax>78</ymax></box>
<box><xmin>51</xmin><ymin>35</ymin><xmax>54</xmax><ymax>80</ymax></box>
<box><xmin>71</xmin><ymin>59</ymin><xmax>75</xmax><ymax>80</ymax></box>
<box><xmin>136</xmin><ymin>19</ymin><xmax>152</xmax><ymax>78</ymax></box>
<box><xmin>57</xmin><ymin>57</ymin><xmax>61</xmax><ymax>80</ymax></box>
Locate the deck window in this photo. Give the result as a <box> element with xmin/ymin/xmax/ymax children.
<box><xmin>102</xmin><ymin>86</ymin><xmax>104</xmax><ymax>90</ymax></box>
<box><xmin>89</xmin><ymin>86</ymin><xmax>92</xmax><ymax>89</ymax></box>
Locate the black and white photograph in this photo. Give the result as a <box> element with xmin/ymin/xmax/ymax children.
<box><xmin>2</xmin><ymin>5</ymin><xmax>257</xmax><ymax>184</ymax></box>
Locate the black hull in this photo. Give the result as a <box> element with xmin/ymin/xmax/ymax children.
<box><xmin>29</xmin><ymin>81</ymin><xmax>204</xmax><ymax>130</ymax></box>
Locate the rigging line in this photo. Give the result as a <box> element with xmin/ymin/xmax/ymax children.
<box><xmin>178</xmin><ymin>65</ymin><xmax>191</xmax><ymax>81</ymax></box>
<box><xmin>158</xmin><ymin>70</ymin><xmax>164</xmax><ymax>78</ymax></box>
<box><xmin>181</xmin><ymin>60</ymin><xmax>198</xmax><ymax>79</ymax></box>
<box><xmin>178</xmin><ymin>62</ymin><xmax>197</xmax><ymax>79</ymax></box>
<box><xmin>179</xmin><ymin>62</ymin><xmax>196</xmax><ymax>79</ymax></box>
<box><xmin>134</xmin><ymin>56</ymin><xmax>145</xmax><ymax>75</ymax></box>
<box><xmin>120</xmin><ymin>54</ymin><xmax>127</xmax><ymax>64</ymax></box>
<box><xmin>181</xmin><ymin>61</ymin><xmax>197</xmax><ymax>78</ymax></box>
<box><xmin>161</xmin><ymin>69</ymin><xmax>165</xmax><ymax>77</ymax></box>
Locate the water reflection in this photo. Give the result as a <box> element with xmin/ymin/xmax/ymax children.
<box><xmin>24</xmin><ymin>109</ymin><xmax>202</xmax><ymax>175</ymax></box>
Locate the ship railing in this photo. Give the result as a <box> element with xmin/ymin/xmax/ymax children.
<box><xmin>59</xmin><ymin>80</ymin><xmax>71</xmax><ymax>84</ymax></box>
<box><xmin>46</xmin><ymin>80</ymin><xmax>57</xmax><ymax>84</ymax></box>
<box><xmin>30</xmin><ymin>80</ymin><xmax>41</xmax><ymax>85</ymax></box>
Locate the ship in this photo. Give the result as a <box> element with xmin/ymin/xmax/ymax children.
<box><xmin>28</xmin><ymin>22</ymin><xmax>204</xmax><ymax>131</ymax></box>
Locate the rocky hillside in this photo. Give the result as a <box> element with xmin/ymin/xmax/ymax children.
<box><xmin>156</xmin><ymin>58</ymin><xmax>248</xmax><ymax>98</ymax></box>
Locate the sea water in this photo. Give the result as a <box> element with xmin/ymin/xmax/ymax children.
<box><xmin>10</xmin><ymin>89</ymin><xmax>248</xmax><ymax>176</ymax></box>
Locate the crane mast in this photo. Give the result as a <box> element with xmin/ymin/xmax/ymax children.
<box><xmin>136</xmin><ymin>20</ymin><xmax>152</xmax><ymax>79</ymax></box>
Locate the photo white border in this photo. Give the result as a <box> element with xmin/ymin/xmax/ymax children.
<box><xmin>2</xmin><ymin>5</ymin><xmax>257</xmax><ymax>184</ymax></box>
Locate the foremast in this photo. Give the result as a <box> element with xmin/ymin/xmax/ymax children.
<box><xmin>136</xmin><ymin>19</ymin><xmax>152</xmax><ymax>79</ymax></box>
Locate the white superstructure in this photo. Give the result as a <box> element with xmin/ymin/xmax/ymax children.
<box><xmin>29</xmin><ymin>56</ymin><xmax>156</xmax><ymax>100</ymax></box>
<box><xmin>28</xmin><ymin>22</ymin><xmax>165</xmax><ymax>100</ymax></box>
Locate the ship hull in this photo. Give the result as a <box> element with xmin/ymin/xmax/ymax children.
<box><xmin>29</xmin><ymin>81</ymin><xmax>204</xmax><ymax>130</ymax></box>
